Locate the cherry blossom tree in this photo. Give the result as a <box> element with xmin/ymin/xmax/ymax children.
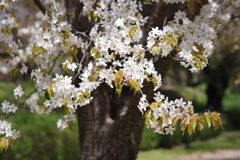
<box><xmin>1</xmin><ymin>0</ymin><xmax>239</xmax><ymax>159</ymax></box>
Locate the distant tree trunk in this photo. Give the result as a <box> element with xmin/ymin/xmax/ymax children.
<box><xmin>63</xmin><ymin>1</ymin><xmax>207</xmax><ymax>159</ymax></box>
<box><xmin>205</xmin><ymin>51</ymin><xmax>240</xmax><ymax>112</ymax></box>
<box><xmin>205</xmin><ymin>65</ymin><xmax>229</xmax><ymax>112</ymax></box>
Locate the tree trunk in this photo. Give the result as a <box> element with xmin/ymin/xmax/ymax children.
<box><xmin>205</xmin><ymin>51</ymin><xmax>240</xmax><ymax>112</ymax></box>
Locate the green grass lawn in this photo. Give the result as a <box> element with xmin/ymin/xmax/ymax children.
<box><xmin>138</xmin><ymin>130</ymin><xmax>240</xmax><ymax>160</ymax></box>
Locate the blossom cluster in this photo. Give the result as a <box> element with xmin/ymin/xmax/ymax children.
<box><xmin>0</xmin><ymin>120</ymin><xmax>20</xmax><ymax>151</ymax></box>
<box><xmin>138</xmin><ymin>92</ymin><xmax>222</xmax><ymax>135</ymax></box>
<box><xmin>1</xmin><ymin>100</ymin><xmax>18</xmax><ymax>114</ymax></box>
<box><xmin>0</xmin><ymin>14</ymin><xmax>21</xmax><ymax>74</ymax></box>
<box><xmin>147</xmin><ymin>10</ymin><xmax>216</xmax><ymax>73</ymax></box>
<box><xmin>57</xmin><ymin>114</ymin><xmax>76</xmax><ymax>131</ymax></box>
<box><xmin>138</xmin><ymin>92</ymin><xmax>193</xmax><ymax>134</ymax></box>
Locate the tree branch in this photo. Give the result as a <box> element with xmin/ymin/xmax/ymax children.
<box><xmin>33</xmin><ymin>0</ymin><xmax>51</xmax><ymax>15</ymax></box>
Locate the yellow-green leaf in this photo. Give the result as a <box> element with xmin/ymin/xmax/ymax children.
<box><xmin>0</xmin><ymin>5</ymin><xmax>5</xmax><ymax>12</ymax></box>
<box><xmin>180</xmin><ymin>119</ymin><xmax>186</xmax><ymax>135</ymax></box>
<box><xmin>159</xmin><ymin>0</ymin><xmax>163</xmax><ymax>5</ymax></box>
<box><xmin>196</xmin><ymin>0</ymin><xmax>202</xmax><ymax>5</ymax></box>
<box><xmin>10</xmin><ymin>68</ymin><xmax>19</xmax><ymax>77</ymax></box>
<box><xmin>32</xmin><ymin>46</ymin><xmax>46</xmax><ymax>57</ymax></box>
<box><xmin>142</xmin><ymin>109</ymin><xmax>151</xmax><ymax>118</ymax></box>
<box><xmin>69</xmin><ymin>45</ymin><xmax>78</xmax><ymax>56</ymax></box>
<box><xmin>15</xmin><ymin>22</ymin><xmax>21</xmax><ymax>28</ymax></box>
<box><xmin>64</xmin><ymin>106</ymin><xmax>71</xmax><ymax>115</ymax></box>
<box><xmin>197</xmin><ymin>118</ymin><xmax>205</xmax><ymax>131</ymax></box>
<box><xmin>197</xmin><ymin>55</ymin><xmax>209</xmax><ymax>64</ymax></box>
<box><xmin>93</xmin><ymin>13</ymin><xmax>98</xmax><ymax>22</ymax></box>
<box><xmin>62</xmin><ymin>40</ymin><xmax>69</xmax><ymax>49</ymax></box>
<box><xmin>68</xmin><ymin>12</ymin><xmax>76</xmax><ymax>18</ymax></box>
<box><xmin>187</xmin><ymin>0</ymin><xmax>194</xmax><ymax>10</ymax></box>
<box><xmin>158</xmin><ymin>118</ymin><xmax>163</xmax><ymax>129</ymax></box>
<box><xmin>116</xmin><ymin>84</ymin><xmax>123</xmax><ymax>96</ymax></box>
<box><xmin>7</xmin><ymin>47</ymin><xmax>14</xmax><ymax>54</ymax></box>
<box><xmin>1</xmin><ymin>138</ymin><xmax>9</xmax><ymax>151</ymax></box>
<box><xmin>152</xmin><ymin>46</ymin><xmax>161</xmax><ymax>54</ymax></box>
<box><xmin>47</xmin><ymin>85</ymin><xmax>54</xmax><ymax>99</ymax></box>
<box><xmin>151</xmin><ymin>77</ymin><xmax>159</xmax><ymax>89</ymax></box>
<box><xmin>129</xmin><ymin>79</ymin><xmax>141</xmax><ymax>94</ymax></box>
<box><xmin>8</xmin><ymin>137</ymin><xmax>14</xmax><ymax>149</ymax></box>
<box><xmin>129</xmin><ymin>30</ymin><xmax>135</xmax><ymax>41</ymax></box>
<box><xmin>88</xmin><ymin>11</ymin><xmax>93</xmax><ymax>21</ymax></box>
<box><xmin>68</xmin><ymin>121</ymin><xmax>76</xmax><ymax>131</ymax></box>
<box><xmin>63</xmin><ymin>62</ymin><xmax>69</xmax><ymax>72</ymax></box>
<box><xmin>196</xmin><ymin>58</ymin><xmax>202</xmax><ymax>71</ymax></box>
<box><xmin>188</xmin><ymin>123</ymin><xmax>193</xmax><ymax>136</ymax></box>
<box><xmin>192</xmin><ymin>118</ymin><xmax>197</xmax><ymax>132</ymax></box>
<box><xmin>90</xmin><ymin>46</ymin><xmax>101</xmax><ymax>59</ymax></box>
<box><xmin>150</xmin><ymin>102</ymin><xmax>158</xmax><ymax>109</ymax></box>
<box><xmin>172</xmin><ymin>115</ymin><xmax>181</xmax><ymax>127</ymax></box>
<box><xmin>205</xmin><ymin>115</ymin><xmax>211</xmax><ymax>128</ymax></box>
<box><xmin>188</xmin><ymin>105</ymin><xmax>194</xmax><ymax>115</ymax></box>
